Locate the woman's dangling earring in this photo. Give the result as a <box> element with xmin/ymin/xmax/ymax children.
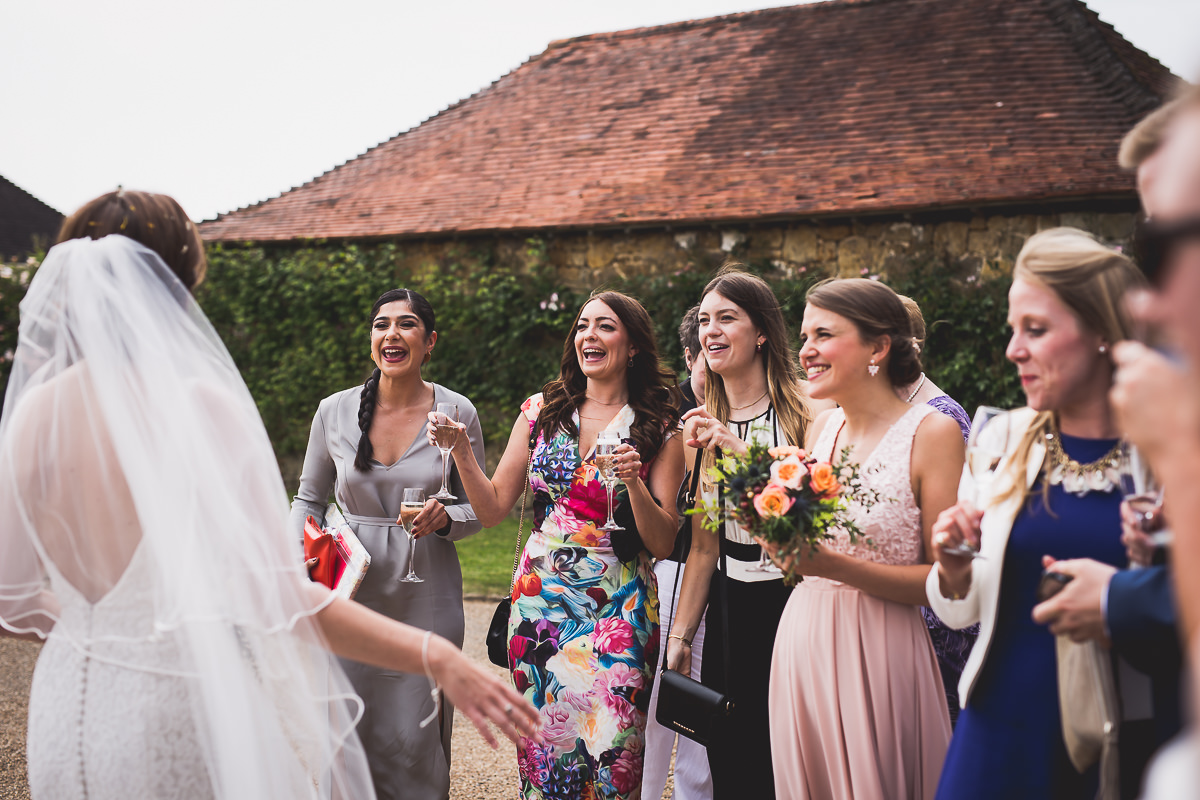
<box><xmin>628</xmin><ymin>355</ymin><xmax>634</xmax><ymax>367</ymax></box>
<box><xmin>756</xmin><ymin>340</ymin><xmax>764</xmax><ymax>352</ymax></box>
<box><xmin>867</xmin><ymin>359</ymin><xmax>879</xmax><ymax>377</ymax></box>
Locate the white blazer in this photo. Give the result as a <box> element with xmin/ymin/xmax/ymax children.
<box><xmin>925</xmin><ymin>407</ymin><xmax>1043</xmax><ymax>706</ymax></box>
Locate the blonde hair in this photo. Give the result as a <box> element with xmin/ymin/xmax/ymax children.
<box><xmin>898</xmin><ymin>294</ymin><xmax>926</xmax><ymax>347</ymax></box>
<box><xmin>1119</xmin><ymin>99</ymin><xmax>1182</xmax><ymax>170</ymax></box>
<box><xmin>999</xmin><ymin>228</ymin><xmax>1145</xmax><ymax>505</ymax></box>
<box><xmin>1119</xmin><ymin>82</ymin><xmax>1200</xmax><ymax>170</ymax></box>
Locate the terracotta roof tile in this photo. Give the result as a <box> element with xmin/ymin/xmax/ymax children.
<box><xmin>200</xmin><ymin>0</ymin><xmax>1178</xmax><ymax>243</ymax></box>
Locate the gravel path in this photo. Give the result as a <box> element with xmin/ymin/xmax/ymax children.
<box><xmin>451</xmin><ymin>598</ymin><xmax>521</xmax><ymax>798</ymax></box>
<box><xmin>0</xmin><ymin>602</ymin><xmax>675</xmax><ymax>799</ymax></box>
<box><xmin>0</xmin><ymin>638</ymin><xmax>36</xmax><ymax>800</ymax></box>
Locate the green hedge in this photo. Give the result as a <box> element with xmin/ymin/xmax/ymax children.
<box><xmin>0</xmin><ymin>242</ymin><xmax>1023</xmax><ymax>482</ymax></box>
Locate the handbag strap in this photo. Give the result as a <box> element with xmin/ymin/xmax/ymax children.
<box><xmin>659</xmin><ymin>448</ymin><xmax>732</xmax><ymax>692</ymax></box>
<box><xmin>661</xmin><ymin>448</ymin><xmax>702</xmax><ymax>671</ymax></box>
<box><xmin>716</xmin><ymin>469</ymin><xmax>732</xmax><ymax>695</ymax></box>
<box><xmin>506</xmin><ymin>431</ymin><xmax>537</xmax><ymax>594</ymax></box>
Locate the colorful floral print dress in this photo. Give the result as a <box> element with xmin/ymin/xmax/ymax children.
<box><xmin>509</xmin><ymin>394</ymin><xmax>659</xmax><ymax>800</ymax></box>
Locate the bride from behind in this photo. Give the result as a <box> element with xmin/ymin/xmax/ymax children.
<box><xmin>0</xmin><ymin>190</ymin><xmax>537</xmax><ymax>800</ymax></box>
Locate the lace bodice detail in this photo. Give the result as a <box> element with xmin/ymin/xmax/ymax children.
<box><xmin>27</xmin><ymin>545</ymin><xmax>215</xmax><ymax>800</ymax></box>
<box><xmin>811</xmin><ymin>404</ymin><xmax>933</xmax><ymax>568</ymax></box>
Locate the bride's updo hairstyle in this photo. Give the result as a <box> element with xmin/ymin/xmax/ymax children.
<box><xmin>58</xmin><ymin>190</ymin><xmax>206</xmax><ymax>290</ymax></box>
<box><xmin>804</xmin><ymin>278</ymin><xmax>923</xmax><ymax>388</ymax></box>
<box><xmin>354</xmin><ymin>288</ymin><xmax>437</xmax><ymax>472</ymax></box>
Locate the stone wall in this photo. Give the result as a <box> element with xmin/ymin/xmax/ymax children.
<box><xmin>385</xmin><ymin>206</ymin><xmax>1138</xmax><ymax>288</ymax></box>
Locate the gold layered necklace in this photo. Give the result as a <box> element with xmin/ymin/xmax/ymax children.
<box><xmin>1043</xmin><ymin>428</ymin><xmax>1123</xmax><ymax>496</ymax></box>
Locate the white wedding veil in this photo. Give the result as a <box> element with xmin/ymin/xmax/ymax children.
<box><xmin>0</xmin><ymin>234</ymin><xmax>375</xmax><ymax>798</ymax></box>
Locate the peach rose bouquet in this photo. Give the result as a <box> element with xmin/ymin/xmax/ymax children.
<box><xmin>698</xmin><ymin>442</ymin><xmax>876</xmax><ymax>582</ymax></box>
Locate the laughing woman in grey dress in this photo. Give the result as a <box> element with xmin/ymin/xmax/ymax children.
<box><xmin>289</xmin><ymin>288</ymin><xmax>485</xmax><ymax>800</ymax></box>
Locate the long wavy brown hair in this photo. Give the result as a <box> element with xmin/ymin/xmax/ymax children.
<box><xmin>700</xmin><ymin>266</ymin><xmax>809</xmax><ymax>481</ymax></box>
<box><xmin>536</xmin><ymin>291</ymin><xmax>681</xmax><ymax>462</ymax></box>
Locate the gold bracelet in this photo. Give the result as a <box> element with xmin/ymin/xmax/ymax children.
<box><xmin>667</xmin><ymin>633</ymin><xmax>692</xmax><ymax>646</ymax></box>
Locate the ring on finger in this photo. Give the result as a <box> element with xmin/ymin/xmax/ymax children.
<box><xmin>504</xmin><ymin>703</ymin><xmax>514</xmax><ymax>716</ymax></box>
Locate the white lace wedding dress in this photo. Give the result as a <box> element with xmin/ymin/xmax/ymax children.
<box><xmin>0</xmin><ymin>236</ymin><xmax>376</xmax><ymax>799</ymax></box>
<box><xmin>27</xmin><ymin>543</ymin><xmax>213</xmax><ymax>799</ymax></box>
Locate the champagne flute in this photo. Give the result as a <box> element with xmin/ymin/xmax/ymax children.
<box><xmin>431</xmin><ymin>402</ymin><xmax>458</xmax><ymax>502</ymax></box>
<box><xmin>1116</xmin><ymin>443</ymin><xmax>1170</xmax><ymax>566</ymax></box>
<box><xmin>595</xmin><ymin>430</ymin><xmax>624</xmax><ymax>532</ymax></box>
<box><xmin>399</xmin><ymin>487</ymin><xmax>425</xmax><ymax>583</ymax></box>
<box><xmin>946</xmin><ymin>405</ymin><xmax>1008</xmax><ymax>559</ymax></box>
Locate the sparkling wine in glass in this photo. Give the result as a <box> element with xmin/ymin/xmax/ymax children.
<box><xmin>1116</xmin><ymin>444</ymin><xmax>1170</xmax><ymax>563</ymax></box>
<box><xmin>431</xmin><ymin>402</ymin><xmax>458</xmax><ymax>502</ymax></box>
<box><xmin>948</xmin><ymin>405</ymin><xmax>1008</xmax><ymax>559</ymax></box>
<box><xmin>596</xmin><ymin>430</ymin><xmax>624</xmax><ymax>532</ymax></box>
<box><xmin>399</xmin><ymin>487</ymin><xmax>425</xmax><ymax>583</ymax></box>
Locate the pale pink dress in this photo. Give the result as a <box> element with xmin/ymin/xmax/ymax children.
<box><xmin>769</xmin><ymin>404</ymin><xmax>950</xmax><ymax>800</ymax></box>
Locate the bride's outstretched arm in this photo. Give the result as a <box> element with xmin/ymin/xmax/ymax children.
<box><xmin>305</xmin><ymin>583</ymin><xmax>540</xmax><ymax>747</ymax></box>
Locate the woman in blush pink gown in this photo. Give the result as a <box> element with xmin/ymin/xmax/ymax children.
<box><xmin>767</xmin><ymin>278</ymin><xmax>962</xmax><ymax>800</ymax></box>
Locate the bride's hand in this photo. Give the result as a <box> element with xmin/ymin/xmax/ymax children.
<box><xmin>426</xmin><ymin>412</ymin><xmax>467</xmax><ymax>452</ymax></box>
<box><xmin>430</xmin><ymin>639</ymin><xmax>541</xmax><ymax>748</ymax></box>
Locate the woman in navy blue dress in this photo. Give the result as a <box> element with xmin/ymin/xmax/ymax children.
<box><xmin>925</xmin><ymin>228</ymin><xmax>1145</xmax><ymax>799</ymax></box>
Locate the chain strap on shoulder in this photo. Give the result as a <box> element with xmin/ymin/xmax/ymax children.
<box><xmin>507</xmin><ymin>433</ymin><xmax>536</xmax><ymax>593</ymax></box>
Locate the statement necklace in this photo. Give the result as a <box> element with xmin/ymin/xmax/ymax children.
<box><xmin>1043</xmin><ymin>430</ymin><xmax>1123</xmax><ymax>496</ymax></box>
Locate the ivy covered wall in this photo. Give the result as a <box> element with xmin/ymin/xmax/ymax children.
<box><xmin>193</xmin><ymin>238</ymin><xmax>1022</xmax><ymax>489</ymax></box>
<box><xmin>0</xmin><ymin>234</ymin><xmax>1027</xmax><ymax>490</ymax></box>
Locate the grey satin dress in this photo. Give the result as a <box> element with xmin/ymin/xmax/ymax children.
<box><xmin>288</xmin><ymin>384</ymin><xmax>484</xmax><ymax>800</ymax></box>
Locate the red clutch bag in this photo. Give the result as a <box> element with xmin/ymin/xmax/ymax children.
<box><xmin>304</xmin><ymin>515</ymin><xmax>346</xmax><ymax>590</ymax></box>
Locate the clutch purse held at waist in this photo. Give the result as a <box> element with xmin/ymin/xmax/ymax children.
<box><xmin>303</xmin><ymin>504</ymin><xmax>371</xmax><ymax>600</ymax></box>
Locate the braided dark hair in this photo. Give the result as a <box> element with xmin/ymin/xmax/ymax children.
<box><xmin>353</xmin><ymin>289</ymin><xmax>436</xmax><ymax>472</ymax></box>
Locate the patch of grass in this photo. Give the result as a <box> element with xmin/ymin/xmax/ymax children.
<box><xmin>456</xmin><ymin>517</ymin><xmax>532</xmax><ymax>599</ymax></box>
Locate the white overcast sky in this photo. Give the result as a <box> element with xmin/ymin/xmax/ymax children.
<box><xmin>3</xmin><ymin>1</ymin><xmax>1197</xmax><ymax>222</ymax></box>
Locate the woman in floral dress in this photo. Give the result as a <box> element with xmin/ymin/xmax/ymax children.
<box><xmin>436</xmin><ymin>290</ymin><xmax>683</xmax><ymax>799</ymax></box>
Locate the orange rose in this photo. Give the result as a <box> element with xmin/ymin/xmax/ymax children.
<box><xmin>808</xmin><ymin>462</ymin><xmax>841</xmax><ymax>497</ymax></box>
<box><xmin>768</xmin><ymin>445</ymin><xmax>806</xmax><ymax>460</ymax></box>
<box><xmin>753</xmin><ymin>484</ymin><xmax>794</xmax><ymax>518</ymax></box>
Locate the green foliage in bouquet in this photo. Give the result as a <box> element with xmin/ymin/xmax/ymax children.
<box><xmin>696</xmin><ymin>442</ymin><xmax>879</xmax><ymax>583</ymax></box>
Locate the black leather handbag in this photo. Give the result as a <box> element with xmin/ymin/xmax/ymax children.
<box><xmin>654</xmin><ymin>472</ymin><xmax>733</xmax><ymax>746</ymax></box>
<box><xmin>486</xmin><ymin>433</ymin><xmax>535</xmax><ymax>668</ymax></box>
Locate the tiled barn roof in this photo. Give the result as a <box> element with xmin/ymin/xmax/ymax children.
<box><xmin>200</xmin><ymin>0</ymin><xmax>1177</xmax><ymax>243</ymax></box>
<box><xmin>0</xmin><ymin>176</ymin><xmax>62</xmax><ymax>257</ymax></box>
